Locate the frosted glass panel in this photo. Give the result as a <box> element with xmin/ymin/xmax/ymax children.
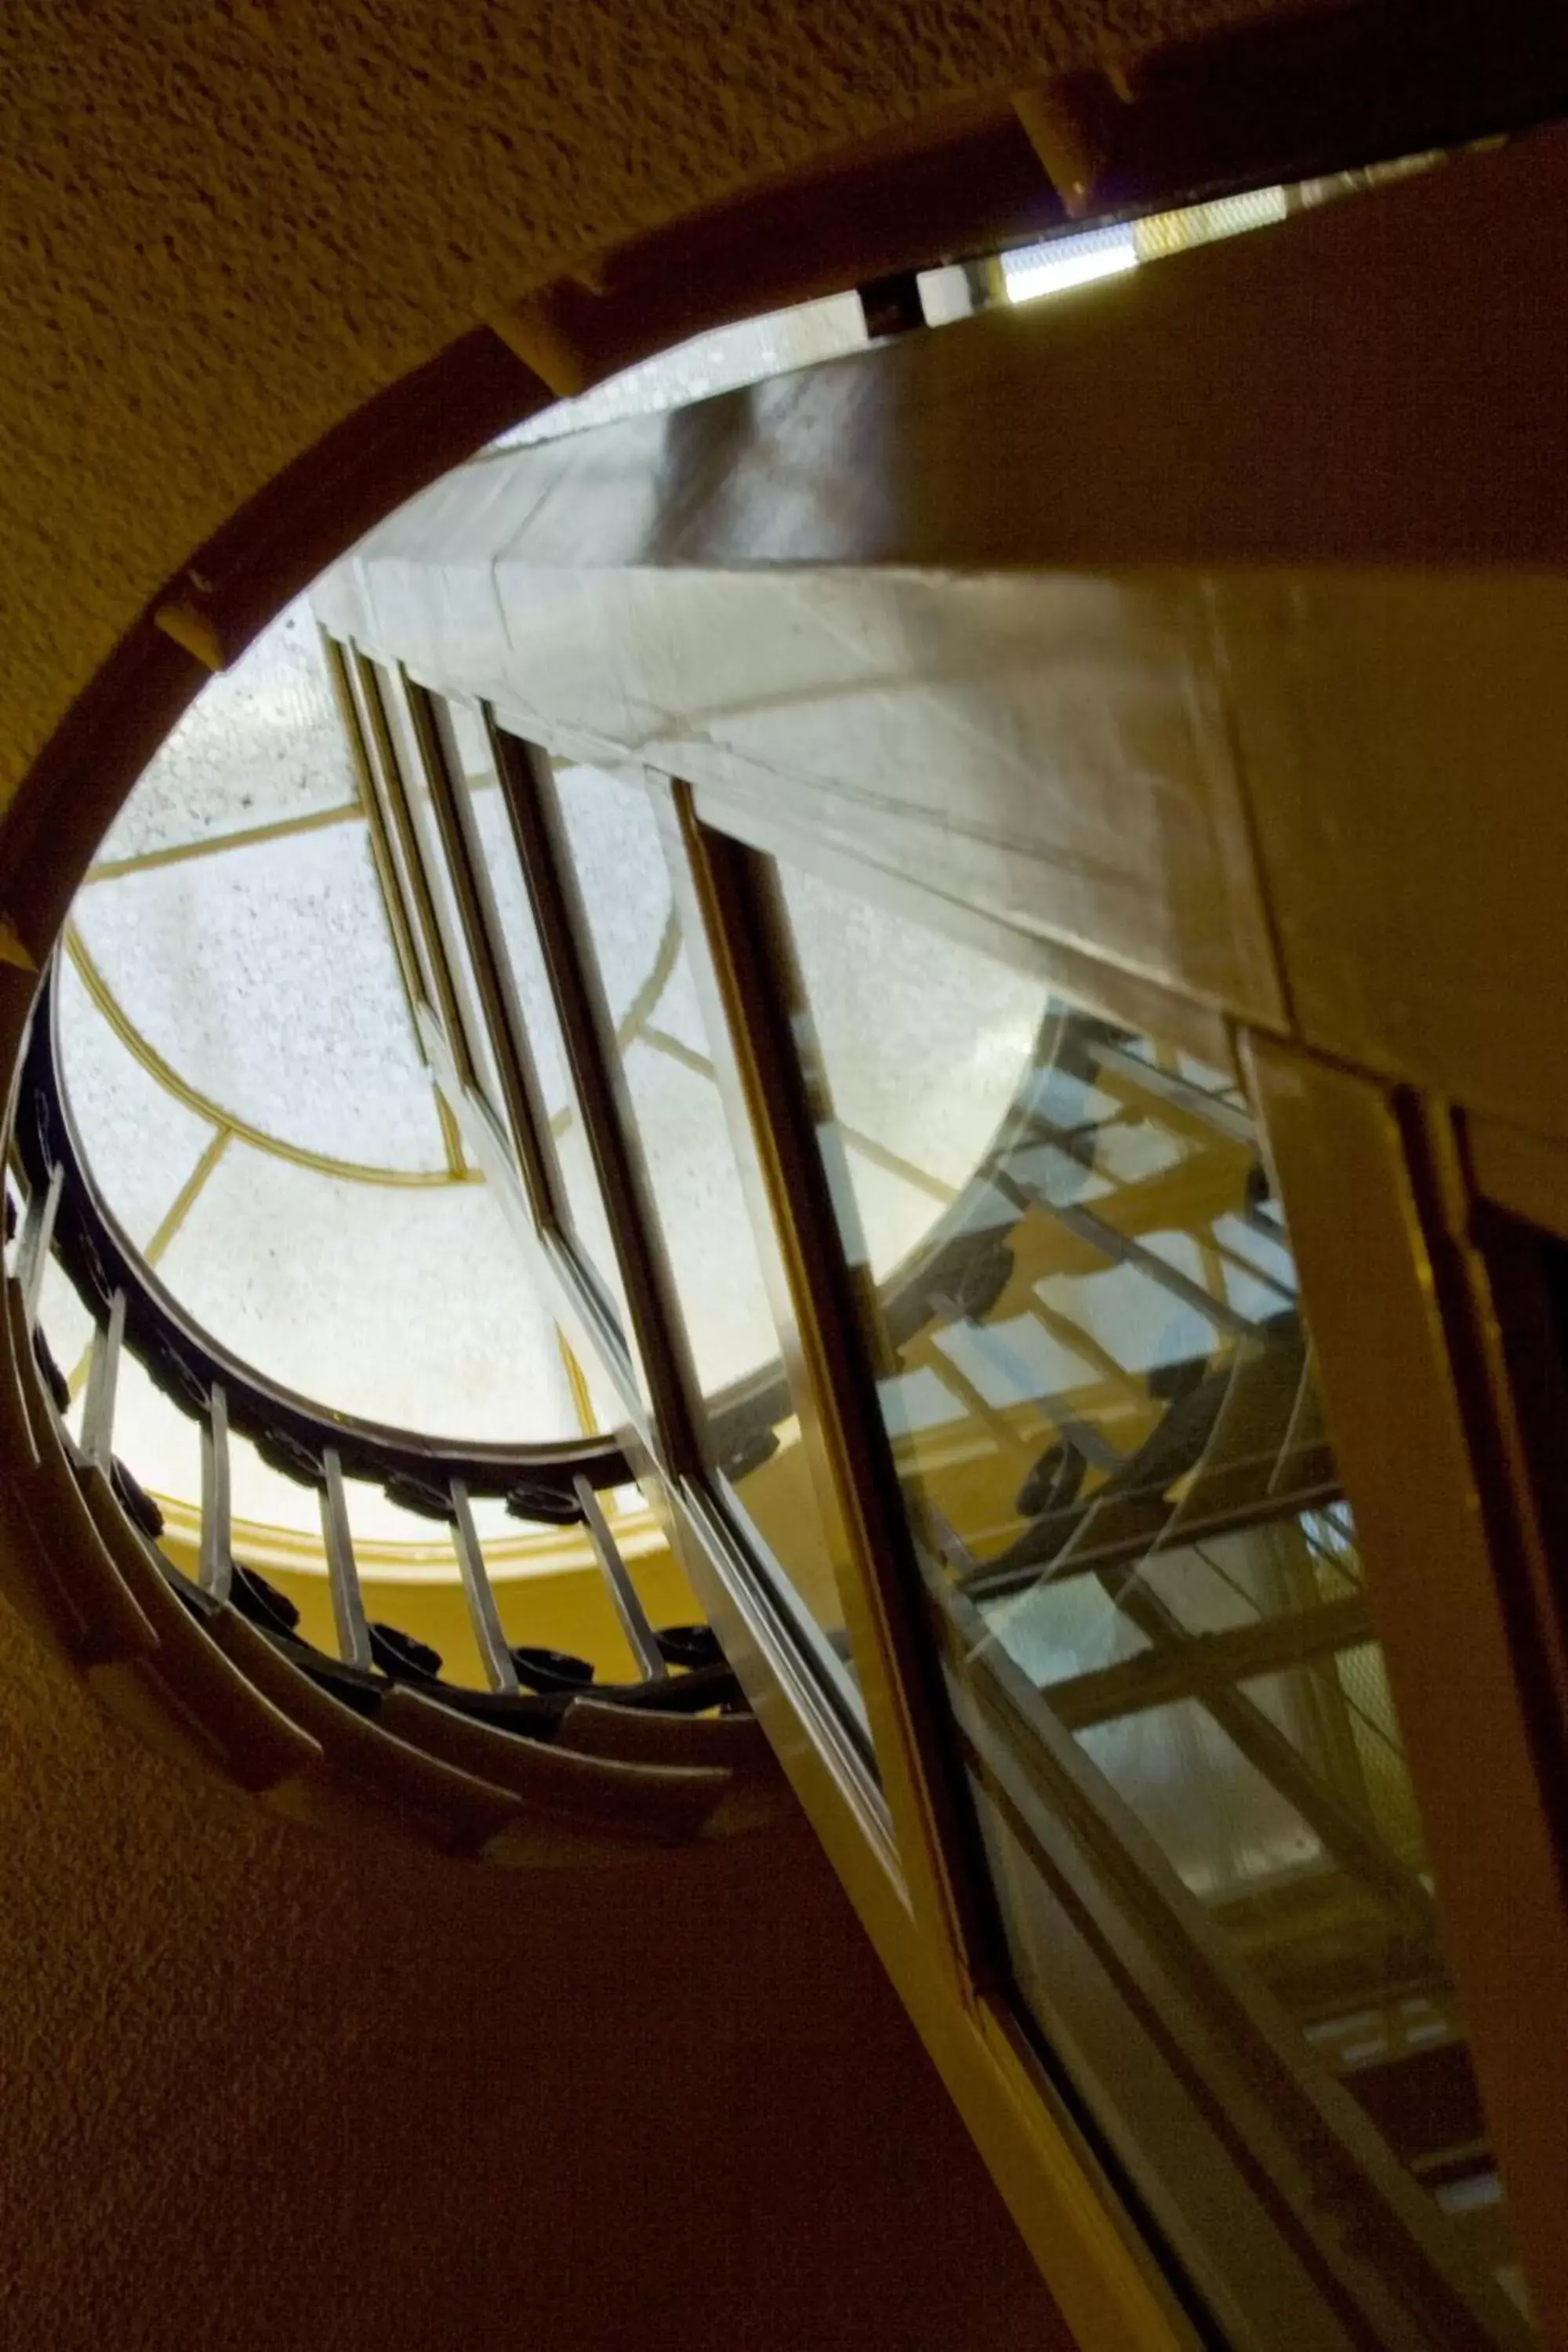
<box><xmin>71</xmin><ymin>817</ymin><xmax>445</xmax><ymax>1174</ymax></box>
<box><xmin>96</xmin><ymin>595</ymin><xmax>358</xmax><ymax>866</ymax></box>
<box><xmin>158</xmin><ymin>1141</ymin><xmax>576</xmax><ymax>1443</ymax></box>
<box><xmin>56</xmin><ymin>955</ymin><xmax>218</xmax><ymax>1247</ymax></box>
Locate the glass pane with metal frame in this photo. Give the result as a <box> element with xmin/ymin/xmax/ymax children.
<box><xmin>434</xmin><ymin>702</ymin><xmax>630</xmax><ymax>1336</ymax></box>
<box><xmin>368</xmin><ymin>662</ymin><xmax>502</xmax><ymax>1113</ymax></box>
<box><xmin>340</xmin><ymin>653</ymin><xmax>443</xmax><ymax>1022</ymax></box>
<box><xmin>544</xmin><ymin>758</ymin><xmax>867</xmax><ymax>1728</ymax></box>
<box><xmin>774</xmin><ymin>857</ymin><xmax>1533</xmax><ymax>2343</ymax></box>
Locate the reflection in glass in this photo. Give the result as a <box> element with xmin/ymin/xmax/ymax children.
<box><xmin>779</xmin><ymin>863</ymin><xmax>1530</xmax><ymax>2335</ymax></box>
<box><xmin>548</xmin><ymin>764</ymin><xmax>862</xmax><ymax>1719</ymax></box>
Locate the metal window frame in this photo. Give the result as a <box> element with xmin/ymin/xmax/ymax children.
<box><xmin>468</xmin><ymin>708</ymin><xmax>638</xmax><ymax>1368</ymax></box>
<box><xmin>1243</xmin><ymin>1043</ymin><xmax>1568</xmax><ymax>2349</ymax></box>
<box><xmin>319</xmin><ymin>630</ymin><xmax>426</xmax><ymax>1051</ymax></box>
<box><xmin>675</xmin><ymin>797</ymin><xmax>1543</xmax><ymax>2348</ymax></box>
<box><xmin>401</xmin><ymin>681</ymin><xmax>562</xmax><ymax>1223</ymax></box>
<box><xmin>523</xmin><ymin>752</ymin><xmax>887</xmax><ymax>1777</ymax></box>
<box><xmin>484</xmin><ymin>724</ymin><xmax>696</xmax><ymax>1455</ymax></box>
<box><xmin>319</xmin><ymin>613</ymin><xmax>1568</xmax><ymax>2349</ymax></box>
<box><xmin>303</xmin><ymin>182</ymin><xmax>1568</xmax><ymax>2323</ymax></box>
<box><xmin>642</xmin><ymin>772</ymin><xmax>902</xmax><ymax>1769</ymax></box>
<box><xmin>338</xmin><ymin>607</ymin><xmax>1566</xmax><ymax>2340</ymax></box>
<box><xmin>668</xmin><ymin>796</ymin><xmax>1003</xmax><ymax>1984</ymax></box>
<box><xmin>379</xmin><ymin>656</ymin><xmax>510</xmax><ymax>1116</ymax></box>
<box><xmin>376</xmin><ymin>704</ymin><xmax>888</xmax><ymax>1777</ymax></box>
<box><xmin>346</xmin><ymin>646</ymin><xmax>478</xmax><ymax>1097</ymax></box>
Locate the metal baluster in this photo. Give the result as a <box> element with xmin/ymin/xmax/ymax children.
<box><xmin>573</xmin><ymin>1473</ymin><xmax>666</xmax><ymax>1684</ymax></box>
<box><xmin>198</xmin><ymin>1381</ymin><xmax>233</xmax><ymax>1600</ymax></box>
<box><xmin>320</xmin><ymin>1447</ymin><xmax>372</xmax><ymax>1669</ymax></box>
<box><xmin>15</xmin><ymin>1162</ymin><xmax>64</xmax><ymax>1328</ymax></box>
<box><xmin>78</xmin><ymin>1289</ymin><xmax>126</xmax><ymax>1468</ymax></box>
<box><xmin>449</xmin><ymin>1477</ymin><xmax>520</xmax><ymax>1694</ymax></box>
<box><xmin>79</xmin><ymin>1288</ymin><xmax>126</xmax><ymax>1472</ymax></box>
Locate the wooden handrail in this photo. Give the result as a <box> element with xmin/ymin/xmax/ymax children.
<box><xmin>3</xmin><ymin>1116</ymin><xmax>763</xmax><ymax>1863</ymax></box>
<box><xmin>381</xmin><ymin>1687</ymin><xmax>731</xmax><ymax>1848</ymax></box>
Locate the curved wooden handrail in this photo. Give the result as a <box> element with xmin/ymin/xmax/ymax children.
<box><xmin>379</xmin><ymin>1686</ymin><xmax>733</xmax><ymax>1848</ymax></box>
<box><xmin>15</xmin><ymin>967</ymin><xmax>630</xmax><ymax>1517</ymax></box>
<box><xmin>558</xmin><ymin>1695</ymin><xmax>774</xmax><ymax>1777</ymax></box>
<box><xmin>2</xmin><ymin>962</ymin><xmax>777</xmax><ymax>1860</ymax></box>
<box><xmin>76</xmin><ymin>1465</ymin><xmax>325</xmax><ymax>1795</ymax></box>
<box><xmin>210</xmin><ymin>1606</ymin><xmax>530</xmax><ymax>1857</ymax></box>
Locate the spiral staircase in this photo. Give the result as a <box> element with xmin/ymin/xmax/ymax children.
<box><xmin>6</xmin><ymin>15</ymin><xmax>1568</xmax><ymax>2351</ymax></box>
<box><xmin>1</xmin><ymin>941</ymin><xmax>789</xmax><ymax>1864</ymax></box>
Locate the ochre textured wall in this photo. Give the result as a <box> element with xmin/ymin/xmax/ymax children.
<box><xmin>0</xmin><ymin>5</ymin><xmax>1278</xmax><ymax>2345</ymax></box>
<box><xmin>0</xmin><ymin>1597</ymin><xmax>1073</xmax><ymax>2351</ymax></box>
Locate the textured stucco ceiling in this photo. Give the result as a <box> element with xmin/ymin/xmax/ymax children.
<box><xmin>0</xmin><ymin>3</ymin><xmax>1298</xmax><ymax>2344</ymax></box>
<box><xmin>0</xmin><ymin>0</ymin><xmax>1279</xmax><ymax>810</ymax></box>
